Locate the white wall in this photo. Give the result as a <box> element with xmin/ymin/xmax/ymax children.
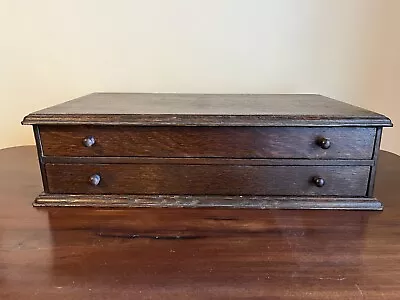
<box><xmin>1</xmin><ymin>0</ymin><xmax>399</xmax><ymax>153</ymax></box>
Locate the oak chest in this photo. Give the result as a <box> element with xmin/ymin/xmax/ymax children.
<box><xmin>22</xmin><ymin>93</ymin><xmax>392</xmax><ymax>210</ymax></box>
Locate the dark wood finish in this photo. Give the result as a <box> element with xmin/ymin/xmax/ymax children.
<box><xmin>22</xmin><ymin>93</ymin><xmax>392</xmax><ymax>210</ymax></box>
<box><xmin>33</xmin><ymin>125</ymin><xmax>49</xmax><ymax>193</ymax></box>
<box><xmin>367</xmin><ymin>128</ymin><xmax>382</xmax><ymax>197</ymax></box>
<box><xmin>34</xmin><ymin>194</ymin><xmax>382</xmax><ymax>210</ymax></box>
<box><xmin>45</xmin><ymin>163</ymin><xmax>370</xmax><ymax>196</ymax></box>
<box><xmin>39</xmin><ymin>125</ymin><xmax>376</xmax><ymax>159</ymax></box>
<box><xmin>42</xmin><ymin>156</ymin><xmax>376</xmax><ymax>166</ymax></box>
<box><xmin>1</xmin><ymin>146</ymin><xmax>400</xmax><ymax>299</ymax></box>
<box><xmin>22</xmin><ymin>93</ymin><xmax>392</xmax><ymax>126</ymax></box>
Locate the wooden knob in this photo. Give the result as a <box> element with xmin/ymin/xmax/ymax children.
<box><xmin>313</xmin><ymin>176</ymin><xmax>325</xmax><ymax>187</ymax></box>
<box><xmin>89</xmin><ymin>174</ymin><xmax>101</xmax><ymax>186</ymax></box>
<box><xmin>83</xmin><ymin>136</ymin><xmax>96</xmax><ymax>147</ymax></box>
<box><xmin>317</xmin><ymin>137</ymin><xmax>331</xmax><ymax>149</ymax></box>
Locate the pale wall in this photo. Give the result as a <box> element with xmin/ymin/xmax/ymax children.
<box><xmin>1</xmin><ymin>0</ymin><xmax>399</xmax><ymax>153</ymax></box>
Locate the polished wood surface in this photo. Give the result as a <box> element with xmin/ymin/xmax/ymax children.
<box><xmin>39</xmin><ymin>125</ymin><xmax>376</xmax><ymax>159</ymax></box>
<box><xmin>1</xmin><ymin>146</ymin><xmax>400</xmax><ymax>299</ymax></box>
<box><xmin>23</xmin><ymin>93</ymin><xmax>391</xmax><ymax>209</ymax></box>
<box><xmin>22</xmin><ymin>93</ymin><xmax>392</xmax><ymax>126</ymax></box>
<box><xmin>45</xmin><ymin>163</ymin><xmax>370</xmax><ymax>196</ymax></box>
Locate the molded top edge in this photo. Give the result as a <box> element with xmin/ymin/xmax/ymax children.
<box><xmin>22</xmin><ymin>93</ymin><xmax>393</xmax><ymax>127</ymax></box>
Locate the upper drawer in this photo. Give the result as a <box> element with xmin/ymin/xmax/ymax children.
<box><xmin>38</xmin><ymin>126</ymin><xmax>376</xmax><ymax>159</ymax></box>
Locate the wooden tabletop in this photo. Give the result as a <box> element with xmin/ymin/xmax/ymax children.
<box><xmin>1</xmin><ymin>146</ymin><xmax>400</xmax><ymax>299</ymax></box>
<box><xmin>21</xmin><ymin>93</ymin><xmax>392</xmax><ymax>126</ymax></box>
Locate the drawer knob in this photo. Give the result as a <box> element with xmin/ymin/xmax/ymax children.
<box><xmin>83</xmin><ymin>136</ymin><xmax>96</xmax><ymax>147</ymax></box>
<box><xmin>89</xmin><ymin>174</ymin><xmax>101</xmax><ymax>186</ymax></box>
<box><xmin>313</xmin><ymin>176</ymin><xmax>325</xmax><ymax>187</ymax></box>
<box><xmin>317</xmin><ymin>137</ymin><xmax>331</xmax><ymax>149</ymax></box>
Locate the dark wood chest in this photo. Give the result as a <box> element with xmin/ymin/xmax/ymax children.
<box><xmin>22</xmin><ymin>93</ymin><xmax>392</xmax><ymax>210</ymax></box>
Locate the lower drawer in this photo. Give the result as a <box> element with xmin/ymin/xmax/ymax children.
<box><xmin>45</xmin><ymin>164</ymin><xmax>370</xmax><ymax>196</ymax></box>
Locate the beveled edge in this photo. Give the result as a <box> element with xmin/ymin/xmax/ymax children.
<box><xmin>21</xmin><ymin>114</ymin><xmax>393</xmax><ymax>127</ymax></box>
<box><xmin>33</xmin><ymin>194</ymin><xmax>383</xmax><ymax>210</ymax></box>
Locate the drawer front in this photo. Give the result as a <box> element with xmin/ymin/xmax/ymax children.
<box><xmin>39</xmin><ymin>126</ymin><xmax>376</xmax><ymax>159</ymax></box>
<box><xmin>46</xmin><ymin>164</ymin><xmax>370</xmax><ymax>196</ymax></box>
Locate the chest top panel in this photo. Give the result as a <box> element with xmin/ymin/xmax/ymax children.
<box><xmin>22</xmin><ymin>93</ymin><xmax>392</xmax><ymax>126</ymax></box>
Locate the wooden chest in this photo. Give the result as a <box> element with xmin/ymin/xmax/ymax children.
<box><xmin>22</xmin><ymin>93</ymin><xmax>392</xmax><ymax>210</ymax></box>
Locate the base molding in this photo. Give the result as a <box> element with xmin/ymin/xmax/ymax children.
<box><xmin>33</xmin><ymin>194</ymin><xmax>383</xmax><ymax>210</ymax></box>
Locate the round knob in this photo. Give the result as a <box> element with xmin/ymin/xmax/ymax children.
<box><xmin>317</xmin><ymin>137</ymin><xmax>331</xmax><ymax>149</ymax></box>
<box><xmin>313</xmin><ymin>176</ymin><xmax>325</xmax><ymax>187</ymax></box>
<box><xmin>83</xmin><ymin>136</ymin><xmax>96</xmax><ymax>147</ymax></box>
<box><xmin>89</xmin><ymin>174</ymin><xmax>101</xmax><ymax>186</ymax></box>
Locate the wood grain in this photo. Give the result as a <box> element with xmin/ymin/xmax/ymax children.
<box><xmin>39</xmin><ymin>125</ymin><xmax>376</xmax><ymax>159</ymax></box>
<box><xmin>22</xmin><ymin>93</ymin><xmax>392</xmax><ymax>126</ymax></box>
<box><xmin>22</xmin><ymin>93</ymin><xmax>391</xmax><ymax>210</ymax></box>
<box><xmin>0</xmin><ymin>146</ymin><xmax>400</xmax><ymax>299</ymax></box>
<box><xmin>45</xmin><ymin>163</ymin><xmax>370</xmax><ymax>196</ymax></box>
<box><xmin>34</xmin><ymin>194</ymin><xmax>383</xmax><ymax>210</ymax></box>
